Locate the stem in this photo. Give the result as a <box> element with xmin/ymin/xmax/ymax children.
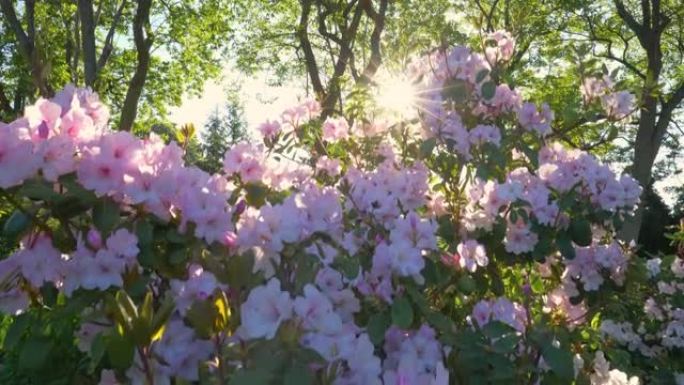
<box><xmin>137</xmin><ymin>346</ymin><xmax>155</xmax><ymax>385</ymax></box>
<box><xmin>215</xmin><ymin>335</ymin><xmax>226</xmax><ymax>384</ymax></box>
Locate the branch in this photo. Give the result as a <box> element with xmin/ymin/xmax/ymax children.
<box><xmin>320</xmin><ymin>0</ymin><xmax>364</xmax><ymax>117</ymax></box>
<box><xmin>654</xmin><ymin>82</ymin><xmax>684</xmax><ymax>143</ymax></box>
<box><xmin>0</xmin><ymin>0</ymin><xmax>31</xmax><ymax>56</ymax></box>
<box><xmin>584</xmin><ymin>14</ymin><xmax>646</xmax><ymax>79</ymax></box>
<box><xmin>359</xmin><ymin>0</ymin><xmax>388</xmax><ymax>85</ymax></box>
<box><xmin>297</xmin><ymin>0</ymin><xmax>325</xmax><ymax>99</ymax></box>
<box><xmin>97</xmin><ymin>0</ymin><xmax>127</xmax><ymax>74</ymax></box>
<box><xmin>118</xmin><ymin>0</ymin><xmax>153</xmax><ymax>131</ymax></box>
<box><xmin>614</xmin><ymin>0</ymin><xmax>646</xmax><ymax>42</ymax></box>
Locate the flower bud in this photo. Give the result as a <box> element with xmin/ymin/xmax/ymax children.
<box><xmin>86</xmin><ymin>229</ymin><xmax>102</xmax><ymax>249</ymax></box>
<box><xmin>522</xmin><ymin>283</ymin><xmax>532</xmax><ymax>296</ymax></box>
<box><xmin>221</xmin><ymin>231</ymin><xmax>238</xmax><ymax>248</ymax></box>
<box><xmin>234</xmin><ymin>200</ymin><xmax>246</xmax><ymax>216</ymax></box>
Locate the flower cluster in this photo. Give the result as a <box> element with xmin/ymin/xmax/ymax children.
<box><xmin>581</xmin><ymin>75</ymin><xmax>635</xmax><ymax>120</ymax></box>
<box><xmin>470</xmin><ymin>297</ymin><xmax>528</xmax><ymax>332</ymax></box>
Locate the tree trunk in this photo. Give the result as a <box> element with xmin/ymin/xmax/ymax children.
<box><xmin>118</xmin><ymin>0</ymin><xmax>152</xmax><ymax>131</ymax></box>
<box><xmin>78</xmin><ymin>0</ymin><xmax>97</xmax><ymax>87</ymax></box>
<box><xmin>620</xmin><ymin>96</ymin><xmax>658</xmax><ymax>242</ymax></box>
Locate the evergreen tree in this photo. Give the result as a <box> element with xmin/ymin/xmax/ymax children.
<box><xmin>199</xmin><ymin>98</ymin><xmax>248</xmax><ymax>173</ymax></box>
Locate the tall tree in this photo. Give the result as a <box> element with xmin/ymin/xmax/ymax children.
<box><xmin>578</xmin><ymin>0</ymin><xmax>684</xmax><ymax>241</ymax></box>
<box><xmin>0</xmin><ymin>0</ymin><xmax>235</xmax><ymax>131</ymax></box>
<box><xmin>234</xmin><ymin>0</ymin><xmax>461</xmax><ymax>117</ymax></box>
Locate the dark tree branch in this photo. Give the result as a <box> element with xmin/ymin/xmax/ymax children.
<box><xmin>584</xmin><ymin>14</ymin><xmax>646</xmax><ymax>79</ymax></box>
<box><xmin>0</xmin><ymin>0</ymin><xmax>32</xmax><ymax>61</ymax></box>
<box><xmin>118</xmin><ymin>0</ymin><xmax>153</xmax><ymax>131</ymax></box>
<box><xmin>26</xmin><ymin>0</ymin><xmax>35</xmax><ymax>42</ymax></box>
<box><xmin>78</xmin><ymin>0</ymin><xmax>97</xmax><ymax>86</ymax></box>
<box><xmin>97</xmin><ymin>0</ymin><xmax>127</xmax><ymax>73</ymax></box>
<box><xmin>359</xmin><ymin>0</ymin><xmax>388</xmax><ymax>85</ymax></box>
<box><xmin>320</xmin><ymin>0</ymin><xmax>364</xmax><ymax>118</ymax></box>
<box><xmin>614</xmin><ymin>0</ymin><xmax>645</xmax><ymax>38</ymax></box>
<box><xmin>654</xmin><ymin>82</ymin><xmax>684</xmax><ymax>143</ymax></box>
<box><xmin>297</xmin><ymin>0</ymin><xmax>325</xmax><ymax>99</ymax></box>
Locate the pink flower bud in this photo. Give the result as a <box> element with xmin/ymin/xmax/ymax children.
<box><xmin>221</xmin><ymin>231</ymin><xmax>238</xmax><ymax>248</ymax></box>
<box><xmin>87</xmin><ymin>229</ymin><xmax>102</xmax><ymax>249</ymax></box>
<box><xmin>234</xmin><ymin>200</ymin><xmax>246</xmax><ymax>216</ymax></box>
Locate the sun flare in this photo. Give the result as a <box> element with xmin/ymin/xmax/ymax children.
<box><xmin>375</xmin><ymin>75</ymin><xmax>417</xmax><ymax>116</ymax></box>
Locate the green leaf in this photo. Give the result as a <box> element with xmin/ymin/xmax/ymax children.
<box><xmin>89</xmin><ymin>333</ymin><xmax>107</xmax><ymax>373</ymax></box>
<box><xmin>481</xmin><ymin>81</ymin><xmax>496</xmax><ymax>100</ymax></box>
<box><xmin>391</xmin><ymin>297</ymin><xmax>414</xmax><ymax>329</ymax></box>
<box><xmin>245</xmin><ymin>183</ymin><xmax>268</xmax><ymax>207</ymax></box>
<box><xmin>168</xmin><ymin>248</ymin><xmax>189</xmax><ymax>265</ymax></box>
<box><xmin>367</xmin><ymin>312</ymin><xmax>391</xmax><ymax>345</ymax></box>
<box><xmin>3</xmin><ymin>314</ymin><xmax>30</xmax><ymax>350</ymax></box>
<box><xmin>491</xmin><ymin>333</ymin><xmax>521</xmax><ymax>354</ymax></box>
<box><xmin>420</xmin><ymin>138</ymin><xmax>437</xmax><ymax>159</ymax></box>
<box><xmin>136</xmin><ymin>219</ymin><xmax>154</xmax><ymax>246</ymax></box>
<box><xmin>520</xmin><ymin>143</ymin><xmax>539</xmax><ymax>168</ymax></box>
<box><xmin>481</xmin><ymin>321</ymin><xmax>514</xmax><ymax>339</ymax></box>
<box><xmin>93</xmin><ymin>198</ymin><xmax>120</xmax><ymax>235</ymax></box>
<box><xmin>570</xmin><ymin>218</ymin><xmax>592</xmax><ymax>247</ymax></box>
<box><xmin>229</xmin><ymin>368</ymin><xmax>273</xmax><ymax>385</ymax></box>
<box><xmin>530</xmin><ymin>275</ymin><xmax>544</xmax><ymax>294</ymax></box>
<box><xmin>53</xmin><ymin>195</ymin><xmax>91</xmax><ymax>219</ymax></box>
<box><xmin>20</xmin><ymin>179</ymin><xmax>60</xmax><ymax>201</ymax></box>
<box><xmin>556</xmin><ymin>233</ymin><xmax>576</xmax><ymax>260</ymax></box>
<box><xmin>19</xmin><ymin>337</ymin><xmax>53</xmax><ymax>370</ymax></box>
<box><xmin>457</xmin><ymin>275</ymin><xmax>477</xmax><ymax>294</ymax></box>
<box><xmin>283</xmin><ymin>364</ymin><xmax>313</xmax><ymax>385</ymax></box>
<box><xmin>540</xmin><ymin>343</ymin><xmax>574</xmax><ymax>379</ymax></box>
<box><xmin>151</xmin><ymin>296</ymin><xmax>175</xmax><ymax>342</ymax></box>
<box><xmin>475</xmin><ymin>69</ymin><xmax>490</xmax><ymax>83</ymax></box>
<box><xmin>442</xmin><ymin>78</ymin><xmax>468</xmax><ymax>103</ymax></box>
<box><xmin>106</xmin><ymin>333</ymin><xmax>134</xmax><ymax>370</ymax></box>
<box><xmin>3</xmin><ymin>210</ymin><xmax>31</xmax><ymax>239</ymax></box>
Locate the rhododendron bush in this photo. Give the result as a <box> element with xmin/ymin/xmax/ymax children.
<box><xmin>1</xmin><ymin>33</ymin><xmax>680</xmax><ymax>385</ymax></box>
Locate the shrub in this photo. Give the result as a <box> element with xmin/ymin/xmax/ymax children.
<box><xmin>2</xmin><ymin>34</ymin><xmax>677</xmax><ymax>385</ymax></box>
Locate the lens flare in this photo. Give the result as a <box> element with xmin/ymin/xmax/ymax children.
<box><xmin>375</xmin><ymin>76</ymin><xmax>417</xmax><ymax>116</ymax></box>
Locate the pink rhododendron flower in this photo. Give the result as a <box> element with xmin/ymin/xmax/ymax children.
<box><xmin>0</xmin><ymin>135</ymin><xmax>39</xmax><ymax>188</ymax></box>
<box><xmin>240</xmin><ymin>278</ymin><xmax>293</xmax><ymax>339</ymax></box>
<box><xmin>322</xmin><ymin>116</ymin><xmax>349</xmax><ymax>142</ymax></box>
<box><xmin>485</xmin><ymin>30</ymin><xmax>515</xmax><ymax>63</ymax></box>
<box><xmin>258</xmin><ymin>119</ymin><xmax>281</xmax><ymax>139</ymax></box>
<box><xmin>456</xmin><ymin>240</ymin><xmax>488</xmax><ymax>272</ymax></box>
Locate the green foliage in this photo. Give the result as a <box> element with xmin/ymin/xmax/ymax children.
<box><xmin>0</xmin><ymin>308</ymin><xmax>93</xmax><ymax>385</ymax></box>
<box><xmin>0</xmin><ymin>0</ymin><xmax>235</xmax><ymax>129</ymax></box>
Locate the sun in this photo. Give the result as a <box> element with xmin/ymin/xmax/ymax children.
<box><xmin>375</xmin><ymin>75</ymin><xmax>417</xmax><ymax>116</ymax></box>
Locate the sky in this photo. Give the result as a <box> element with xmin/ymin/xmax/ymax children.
<box><xmin>168</xmin><ymin>68</ymin><xmax>305</xmax><ymax>136</ymax></box>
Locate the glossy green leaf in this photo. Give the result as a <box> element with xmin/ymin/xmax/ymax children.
<box><xmin>367</xmin><ymin>312</ymin><xmax>391</xmax><ymax>345</ymax></box>
<box><xmin>3</xmin><ymin>210</ymin><xmax>31</xmax><ymax>239</ymax></box>
<box><xmin>391</xmin><ymin>297</ymin><xmax>414</xmax><ymax>329</ymax></box>
<box><xmin>481</xmin><ymin>81</ymin><xmax>496</xmax><ymax>100</ymax></box>
<box><xmin>570</xmin><ymin>218</ymin><xmax>592</xmax><ymax>247</ymax></box>
<box><xmin>18</xmin><ymin>337</ymin><xmax>53</xmax><ymax>370</ymax></box>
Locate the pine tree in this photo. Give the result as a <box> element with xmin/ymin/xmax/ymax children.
<box><xmin>199</xmin><ymin>98</ymin><xmax>248</xmax><ymax>173</ymax></box>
